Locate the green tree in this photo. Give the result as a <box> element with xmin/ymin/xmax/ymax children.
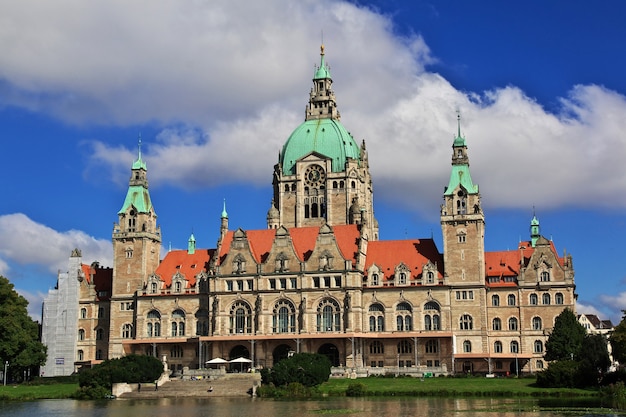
<box><xmin>78</xmin><ymin>354</ymin><xmax>164</xmax><ymax>390</ymax></box>
<box><xmin>609</xmin><ymin>311</ymin><xmax>626</xmax><ymax>364</ymax></box>
<box><xmin>0</xmin><ymin>276</ymin><xmax>47</xmax><ymax>381</ymax></box>
<box><xmin>544</xmin><ymin>308</ymin><xmax>586</xmax><ymax>361</ymax></box>
<box><xmin>261</xmin><ymin>353</ymin><xmax>331</xmax><ymax>387</ymax></box>
<box><xmin>577</xmin><ymin>333</ymin><xmax>611</xmax><ymax>386</ymax></box>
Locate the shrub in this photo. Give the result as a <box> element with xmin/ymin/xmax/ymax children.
<box><xmin>346</xmin><ymin>382</ymin><xmax>366</xmax><ymax>397</ymax></box>
<box><xmin>536</xmin><ymin>360</ymin><xmax>578</xmax><ymax>388</ymax></box>
<box><xmin>262</xmin><ymin>353</ymin><xmax>331</xmax><ymax>388</ymax></box>
<box><xmin>78</xmin><ymin>354</ymin><xmax>163</xmax><ymax>390</ymax></box>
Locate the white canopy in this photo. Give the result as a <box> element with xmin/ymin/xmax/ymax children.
<box><xmin>229</xmin><ymin>357</ymin><xmax>252</xmax><ymax>363</ymax></box>
<box><xmin>205</xmin><ymin>357</ymin><xmax>228</xmax><ymax>364</ymax></box>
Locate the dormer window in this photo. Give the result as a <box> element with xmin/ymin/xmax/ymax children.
<box><xmin>540</xmin><ymin>271</ymin><xmax>550</xmax><ymax>282</ymax></box>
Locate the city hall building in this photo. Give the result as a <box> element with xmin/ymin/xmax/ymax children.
<box><xmin>41</xmin><ymin>46</ymin><xmax>576</xmax><ymax>377</ymax></box>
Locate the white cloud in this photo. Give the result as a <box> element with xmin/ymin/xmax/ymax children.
<box><xmin>4</xmin><ymin>1</ymin><xmax>626</xmax><ymax>216</ymax></box>
<box><xmin>0</xmin><ymin>213</ymin><xmax>112</xmax><ymax>274</ymax></box>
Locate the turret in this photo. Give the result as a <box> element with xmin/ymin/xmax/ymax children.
<box><xmin>440</xmin><ymin>114</ymin><xmax>485</xmax><ymax>285</ymax></box>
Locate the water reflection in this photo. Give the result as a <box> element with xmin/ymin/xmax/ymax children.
<box><xmin>0</xmin><ymin>396</ymin><xmax>616</xmax><ymax>417</ymax></box>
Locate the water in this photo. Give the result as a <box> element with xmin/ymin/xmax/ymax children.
<box><xmin>0</xmin><ymin>397</ymin><xmax>620</xmax><ymax>417</ymax></box>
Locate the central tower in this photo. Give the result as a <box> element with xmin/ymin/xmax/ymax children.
<box><xmin>269</xmin><ymin>45</ymin><xmax>378</xmax><ymax>240</ymax></box>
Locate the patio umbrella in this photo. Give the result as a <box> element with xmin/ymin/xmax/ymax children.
<box><xmin>229</xmin><ymin>357</ymin><xmax>252</xmax><ymax>371</ymax></box>
<box><xmin>205</xmin><ymin>357</ymin><xmax>228</xmax><ymax>367</ymax></box>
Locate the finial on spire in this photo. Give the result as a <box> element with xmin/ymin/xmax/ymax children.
<box><xmin>138</xmin><ymin>133</ymin><xmax>142</xmax><ymax>160</ymax></box>
<box><xmin>456</xmin><ymin>111</ymin><xmax>461</xmax><ymax>138</ymax></box>
<box><xmin>221</xmin><ymin>199</ymin><xmax>228</xmax><ymax>218</ymax></box>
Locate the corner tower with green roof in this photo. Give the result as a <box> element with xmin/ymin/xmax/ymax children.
<box><xmin>440</xmin><ymin>115</ymin><xmax>485</xmax><ymax>286</ymax></box>
<box><xmin>270</xmin><ymin>45</ymin><xmax>378</xmax><ymax>240</ymax></box>
<box><xmin>109</xmin><ymin>142</ymin><xmax>162</xmax><ymax>358</ymax></box>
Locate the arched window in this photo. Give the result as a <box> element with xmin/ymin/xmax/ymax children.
<box><xmin>122</xmin><ymin>323</ymin><xmax>133</xmax><ymax>338</ymax></box>
<box><xmin>371</xmin><ymin>273</ymin><xmax>379</xmax><ymax>286</ymax></box>
<box><xmin>507</xmin><ymin>294</ymin><xmax>516</xmax><ymax>306</ymax></box>
<box><xmin>424</xmin><ymin>301</ymin><xmax>440</xmax><ymax>331</ymax></box>
<box><xmin>96</xmin><ymin>349</ymin><xmax>103</xmax><ymax>360</ymax></box>
<box><xmin>146</xmin><ymin>310</ymin><xmax>161</xmax><ymax>337</ymax></box>
<box><xmin>534</xmin><ymin>340</ymin><xmax>544</xmax><ymax>353</ymax></box>
<box><xmin>555</xmin><ymin>293</ymin><xmax>564</xmax><ymax>305</ymax></box>
<box><xmin>397</xmin><ymin>340</ymin><xmax>412</xmax><ymax>354</ymax></box>
<box><xmin>530</xmin><ymin>294</ymin><xmax>538</xmax><ymax>305</ymax></box>
<box><xmin>510</xmin><ymin>341</ymin><xmax>519</xmax><ymax>353</ymax></box>
<box><xmin>396</xmin><ymin>302</ymin><xmax>413</xmax><ymax>331</ymax></box>
<box><xmin>492</xmin><ymin>294</ymin><xmax>500</xmax><ymax>306</ymax></box>
<box><xmin>171</xmin><ymin>309</ymin><xmax>186</xmax><ymax>336</ymax></box>
<box><xmin>368</xmin><ymin>303</ymin><xmax>385</xmax><ymax>332</ymax></box>
<box><xmin>230</xmin><ymin>301</ymin><xmax>252</xmax><ymax>334</ymax></box>
<box><xmin>492</xmin><ymin>317</ymin><xmax>502</xmax><ymax>331</ymax></box>
<box><xmin>174</xmin><ymin>281</ymin><xmax>182</xmax><ymax>293</ymax></box>
<box><xmin>370</xmin><ymin>341</ymin><xmax>384</xmax><ymax>354</ymax></box>
<box><xmin>494</xmin><ymin>341</ymin><xmax>503</xmax><ymax>353</ymax></box>
<box><xmin>77</xmin><ymin>350</ymin><xmax>84</xmax><ymax>361</ymax></box>
<box><xmin>540</xmin><ymin>271</ymin><xmax>550</xmax><ymax>282</ymax></box>
<box><xmin>316</xmin><ymin>298</ymin><xmax>340</xmax><ymax>332</ymax></box>
<box><xmin>459</xmin><ymin>314</ymin><xmax>473</xmax><ymax>330</ymax></box>
<box><xmin>425</xmin><ymin>339</ymin><xmax>438</xmax><ymax>354</ymax></box>
<box><xmin>542</xmin><ymin>293</ymin><xmax>551</xmax><ymax>305</ymax></box>
<box><xmin>196</xmin><ymin>309</ymin><xmax>209</xmax><ymax>336</ymax></box>
<box><xmin>150</xmin><ymin>282</ymin><xmax>158</xmax><ymax>294</ymax></box>
<box><xmin>95</xmin><ymin>328</ymin><xmax>104</xmax><ymax>340</ymax></box>
<box><xmin>463</xmin><ymin>340</ymin><xmax>471</xmax><ymax>353</ymax></box>
<box><xmin>532</xmin><ymin>316</ymin><xmax>542</xmax><ymax>330</ymax></box>
<box><xmin>78</xmin><ymin>329</ymin><xmax>85</xmax><ymax>341</ymax></box>
<box><xmin>273</xmin><ymin>300</ymin><xmax>296</xmax><ymax>333</ymax></box>
<box><xmin>508</xmin><ymin>317</ymin><xmax>518</xmax><ymax>331</ymax></box>
<box><xmin>80</xmin><ymin>308</ymin><xmax>87</xmax><ymax>319</ymax></box>
<box><xmin>536</xmin><ymin>360</ymin><xmax>544</xmax><ymax>369</ymax></box>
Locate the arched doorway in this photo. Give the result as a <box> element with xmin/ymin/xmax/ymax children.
<box><xmin>229</xmin><ymin>344</ymin><xmax>250</xmax><ymax>360</ymax></box>
<box><xmin>272</xmin><ymin>344</ymin><xmax>293</xmax><ymax>365</ymax></box>
<box><xmin>318</xmin><ymin>343</ymin><xmax>340</xmax><ymax>366</ymax></box>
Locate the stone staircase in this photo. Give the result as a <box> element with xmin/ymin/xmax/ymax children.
<box><xmin>119</xmin><ymin>373</ymin><xmax>261</xmax><ymax>398</ymax></box>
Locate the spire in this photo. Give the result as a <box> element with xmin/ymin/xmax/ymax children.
<box><xmin>221</xmin><ymin>199</ymin><xmax>228</xmax><ymax>219</ymax></box>
<box><xmin>220</xmin><ymin>199</ymin><xmax>229</xmax><ymax>241</ymax></box>
<box><xmin>314</xmin><ymin>44</ymin><xmax>331</xmax><ymax>80</ymax></box>
<box><xmin>118</xmin><ymin>137</ymin><xmax>152</xmax><ymax>215</ymax></box>
<box><xmin>132</xmin><ymin>134</ymin><xmax>147</xmax><ymax>170</ymax></box>
<box><xmin>306</xmin><ymin>44</ymin><xmax>340</xmax><ymax>121</ymax></box>
<box><xmin>530</xmin><ymin>209</ymin><xmax>541</xmax><ymax>248</ymax></box>
<box><xmin>188</xmin><ymin>232</ymin><xmax>196</xmax><ymax>255</ymax></box>
<box><xmin>444</xmin><ymin>112</ymin><xmax>477</xmax><ymax>196</ymax></box>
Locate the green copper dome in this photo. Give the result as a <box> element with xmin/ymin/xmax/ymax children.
<box><xmin>280</xmin><ymin>118</ymin><xmax>360</xmax><ymax>175</ymax></box>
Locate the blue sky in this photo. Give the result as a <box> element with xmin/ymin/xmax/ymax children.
<box><xmin>1</xmin><ymin>0</ymin><xmax>625</xmax><ymax>323</ymax></box>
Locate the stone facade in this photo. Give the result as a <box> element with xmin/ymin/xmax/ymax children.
<box><xmin>42</xmin><ymin>46</ymin><xmax>577</xmax><ymax>377</ymax></box>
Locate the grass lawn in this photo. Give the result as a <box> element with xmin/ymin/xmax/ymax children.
<box><xmin>0</xmin><ymin>383</ymin><xmax>78</xmax><ymax>400</ymax></box>
<box><xmin>318</xmin><ymin>376</ymin><xmax>596</xmax><ymax>397</ymax></box>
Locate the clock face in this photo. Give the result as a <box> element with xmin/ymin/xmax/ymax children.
<box><xmin>305</xmin><ymin>165</ymin><xmax>325</xmax><ymax>187</ymax></box>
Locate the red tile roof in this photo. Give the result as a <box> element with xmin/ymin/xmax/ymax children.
<box><xmin>218</xmin><ymin>224</ymin><xmax>361</xmax><ymax>265</ymax></box>
<box><xmin>365</xmin><ymin>239</ymin><xmax>443</xmax><ymax>281</ymax></box>
<box><xmin>155</xmin><ymin>249</ymin><xmax>213</xmax><ymax>287</ymax></box>
<box><xmin>485</xmin><ymin>241</ymin><xmax>567</xmax><ymax>287</ymax></box>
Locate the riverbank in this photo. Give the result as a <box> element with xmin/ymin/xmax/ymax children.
<box><xmin>318</xmin><ymin>376</ymin><xmax>596</xmax><ymax>397</ymax></box>
<box><xmin>0</xmin><ymin>376</ymin><xmax>597</xmax><ymax>401</ymax></box>
<box><xmin>0</xmin><ymin>383</ymin><xmax>77</xmax><ymax>400</ymax></box>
